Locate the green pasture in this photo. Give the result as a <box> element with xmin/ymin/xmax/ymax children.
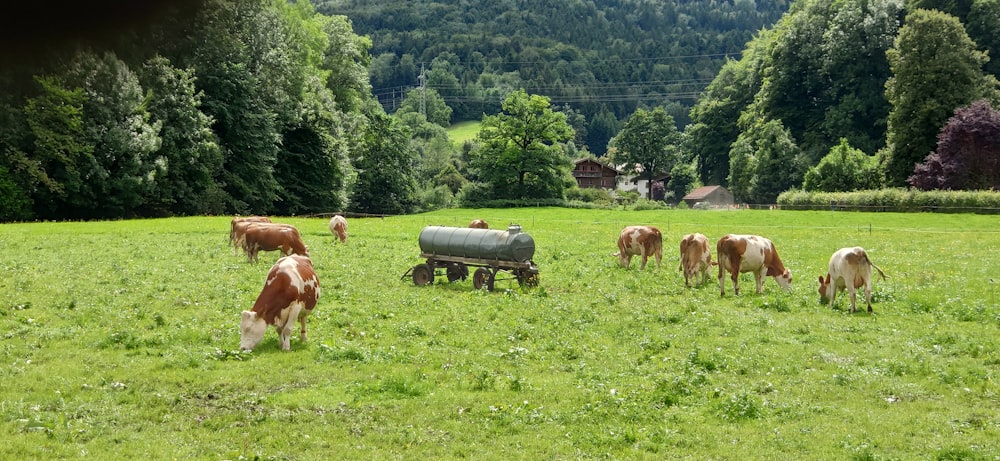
<box><xmin>446</xmin><ymin>120</ymin><xmax>481</xmax><ymax>146</ymax></box>
<box><xmin>2</xmin><ymin>208</ymin><xmax>998</xmax><ymax>459</ymax></box>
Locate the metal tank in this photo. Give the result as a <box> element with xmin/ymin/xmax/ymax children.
<box><xmin>418</xmin><ymin>224</ymin><xmax>535</xmax><ymax>263</ymax></box>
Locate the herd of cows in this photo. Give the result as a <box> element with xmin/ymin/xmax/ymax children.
<box><xmin>227</xmin><ymin>216</ymin><xmax>886</xmax><ymax>352</ymax></box>
<box><xmin>614</xmin><ymin>225</ymin><xmax>886</xmax><ymax>312</ymax></box>
<box><xmin>229</xmin><ymin>215</ymin><xmax>347</xmax><ymax>351</ymax></box>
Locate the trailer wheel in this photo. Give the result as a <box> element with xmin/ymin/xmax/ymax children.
<box><xmin>412</xmin><ymin>264</ymin><xmax>434</xmax><ymax>286</ymax></box>
<box><xmin>446</xmin><ymin>263</ymin><xmax>468</xmax><ymax>282</ymax></box>
<box><xmin>473</xmin><ymin>267</ymin><xmax>494</xmax><ymax>291</ymax></box>
<box><xmin>517</xmin><ymin>269</ymin><xmax>540</xmax><ymax>287</ymax></box>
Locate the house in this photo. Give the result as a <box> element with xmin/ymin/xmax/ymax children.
<box><xmin>682</xmin><ymin>185</ymin><xmax>734</xmax><ymax>208</ymax></box>
<box><xmin>572</xmin><ymin>158</ymin><xmax>621</xmax><ymax>190</ymax></box>
<box><xmin>615</xmin><ymin>163</ymin><xmax>670</xmax><ymax>199</ymax></box>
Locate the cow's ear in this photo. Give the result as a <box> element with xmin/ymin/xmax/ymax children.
<box><xmin>242</xmin><ymin>310</ymin><xmax>255</xmax><ymax>321</ymax></box>
<box><xmin>818</xmin><ymin>276</ymin><xmax>824</xmax><ymax>283</ymax></box>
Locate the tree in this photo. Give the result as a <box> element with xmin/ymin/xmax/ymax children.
<box><xmin>909</xmin><ymin>99</ymin><xmax>1000</xmax><ymax>190</ymax></box>
<box><xmin>396</xmin><ymin>87</ymin><xmax>453</xmax><ymax>128</ymax></box>
<box><xmin>885</xmin><ymin>9</ymin><xmax>993</xmax><ymax>186</ymax></box>
<box><xmin>471</xmin><ymin>90</ymin><xmax>574</xmax><ymax>200</ymax></box>
<box><xmin>609</xmin><ymin>107</ymin><xmax>682</xmax><ymax>199</ymax></box>
<box><xmin>803</xmin><ymin>138</ymin><xmax>883</xmax><ymax>192</ymax></box>
<box><xmin>728</xmin><ymin>118</ymin><xmax>801</xmax><ymax>204</ymax></box>
<box><xmin>349</xmin><ymin>108</ymin><xmax>418</xmax><ymax>214</ymax></box>
<box><xmin>62</xmin><ymin>50</ymin><xmax>162</xmax><ymax>219</ymax></box>
<box><xmin>138</xmin><ymin>55</ymin><xmax>223</xmax><ymax>216</ymax></box>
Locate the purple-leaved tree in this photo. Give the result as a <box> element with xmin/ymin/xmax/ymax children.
<box><xmin>909</xmin><ymin>99</ymin><xmax>1000</xmax><ymax>190</ymax></box>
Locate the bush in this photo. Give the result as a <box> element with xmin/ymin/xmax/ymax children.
<box><xmin>565</xmin><ymin>187</ymin><xmax>614</xmax><ymax>204</ymax></box>
<box><xmin>777</xmin><ymin>188</ymin><xmax>1000</xmax><ymax>213</ymax></box>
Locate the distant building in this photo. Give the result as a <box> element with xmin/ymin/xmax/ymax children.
<box><xmin>572</xmin><ymin>158</ymin><xmax>621</xmax><ymax>190</ymax></box>
<box><xmin>615</xmin><ymin>164</ymin><xmax>669</xmax><ymax>199</ymax></box>
<box><xmin>682</xmin><ymin>185</ymin><xmax>734</xmax><ymax>208</ymax></box>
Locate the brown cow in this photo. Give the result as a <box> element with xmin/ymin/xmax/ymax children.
<box><xmin>716</xmin><ymin>234</ymin><xmax>792</xmax><ymax>295</ymax></box>
<box><xmin>329</xmin><ymin>215</ymin><xmax>348</xmax><ymax>243</ymax></box>
<box><xmin>230</xmin><ymin>216</ymin><xmax>271</xmax><ymax>255</ymax></box>
<box><xmin>242</xmin><ymin>223</ymin><xmax>308</xmax><ymax>263</ymax></box>
<box><xmin>818</xmin><ymin>247</ymin><xmax>887</xmax><ymax>313</ymax></box>
<box><xmin>614</xmin><ymin>225</ymin><xmax>662</xmax><ymax>270</ymax></box>
<box><xmin>469</xmin><ymin>219</ymin><xmax>489</xmax><ymax>229</ymax></box>
<box><xmin>679</xmin><ymin>233</ymin><xmax>713</xmax><ymax>287</ymax></box>
<box><xmin>240</xmin><ymin>254</ymin><xmax>320</xmax><ymax>351</ymax></box>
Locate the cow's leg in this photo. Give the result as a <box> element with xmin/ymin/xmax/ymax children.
<box><xmin>640</xmin><ymin>251</ymin><xmax>648</xmax><ymax>270</ymax></box>
<box><xmin>848</xmin><ymin>286</ymin><xmax>857</xmax><ymax>313</ymax></box>
<box><xmin>299</xmin><ymin>313</ymin><xmax>309</xmax><ymax>342</ymax></box>
<box><xmin>718</xmin><ymin>265</ymin><xmax>725</xmax><ymax>295</ymax></box>
<box><xmin>754</xmin><ymin>269</ymin><xmax>765</xmax><ymax>294</ymax></box>
<box><xmin>864</xmin><ymin>281</ymin><xmax>873</xmax><ymax>313</ymax></box>
<box><xmin>654</xmin><ymin>251</ymin><xmax>662</xmax><ymax>269</ymax></box>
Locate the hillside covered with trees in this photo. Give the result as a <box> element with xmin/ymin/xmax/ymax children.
<box><xmin>317</xmin><ymin>0</ymin><xmax>790</xmax><ymax>154</ymax></box>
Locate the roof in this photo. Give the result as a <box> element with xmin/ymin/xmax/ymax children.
<box><xmin>573</xmin><ymin>158</ymin><xmax>623</xmax><ymax>174</ymax></box>
<box><xmin>683</xmin><ymin>185</ymin><xmax>726</xmax><ymax>200</ymax></box>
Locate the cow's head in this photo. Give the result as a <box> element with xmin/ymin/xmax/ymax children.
<box><xmin>239</xmin><ymin>310</ymin><xmax>268</xmax><ymax>351</ymax></box>
<box><xmin>775</xmin><ymin>269</ymin><xmax>792</xmax><ymax>290</ymax></box>
<box><xmin>817</xmin><ymin>274</ymin><xmax>833</xmax><ymax>303</ymax></box>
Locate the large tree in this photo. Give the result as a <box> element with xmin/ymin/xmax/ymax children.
<box><xmin>885</xmin><ymin>8</ymin><xmax>995</xmax><ymax>186</ymax></box>
<box><xmin>609</xmin><ymin>106</ymin><xmax>682</xmax><ymax>199</ymax></box>
<box><xmin>349</xmin><ymin>107</ymin><xmax>418</xmax><ymax>215</ymax></box>
<box><xmin>909</xmin><ymin>99</ymin><xmax>1000</xmax><ymax>190</ymax></box>
<box><xmin>803</xmin><ymin>138</ymin><xmax>883</xmax><ymax>192</ymax></box>
<box><xmin>471</xmin><ymin>90</ymin><xmax>574</xmax><ymax>200</ymax></box>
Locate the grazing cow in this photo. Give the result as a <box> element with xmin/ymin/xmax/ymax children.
<box><xmin>614</xmin><ymin>225</ymin><xmax>662</xmax><ymax>270</ymax></box>
<box><xmin>329</xmin><ymin>215</ymin><xmax>348</xmax><ymax>243</ymax></box>
<box><xmin>818</xmin><ymin>247</ymin><xmax>887</xmax><ymax>313</ymax></box>
<box><xmin>469</xmin><ymin>219</ymin><xmax>489</xmax><ymax>229</ymax></box>
<box><xmin>230</xmin><ymin>216</ymin><xmax>271</xmax><ymax>255</ymax></box>
<box><xmin>242</xmin><ymin>223</ymin><xmax>308</xmax><ymax>263</ymax></box>
<box><xmin>240</xmin><ymin>254</ymin><xmax>320</xmax><ymax>351</ymax></box>
<box><xmin>716</xmin><ymin>234</ymin><xmax>792</xmax><ymax>295</ymax></box>
<box><xmin>679</xmin><ymin>233</ymin><xmax>712</xmax><ymax>287</ymax></box>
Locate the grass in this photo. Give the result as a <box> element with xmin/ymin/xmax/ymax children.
<box><xmin>2</xmin><ymin>208</ymin><xmax>999</xmax><ymax>459</ymax></box>
<box><xmin>447</xmin><ymin>120</ymin><xmax>481</xmax><ymax>146</ymax></box>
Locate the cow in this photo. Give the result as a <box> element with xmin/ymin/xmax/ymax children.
<box><xmin>241</xmin><ymin>222</ymin><xmax>308</xmax><ymax>263</ymax></box>
<box><xmin>614</xmin><ymin>225</ymin><xmax>662</xmax><ymax>270</ymax></box>
<box><xmin>230</xmin><ymin>216</ymin><xmax>271</xmax><ymax>255</ymax></box>
<box><xmin>240</xmin><ymin>254</ymin><xmax>320</xmax><ymax>351</ymax></box>
<box><xmin>329</xmin><ymin>215</ymin><xmax>348</xmax><ymax>243</ymax></box>
<box><xmin>469</xmin><ymin>219</ymin><xmax>489</xmax><ymax>229</ymax></box>
<box><xmin>818</xmin><ymin>246</ymin><xmax>887</xmax><ymax>313</ymax></box>
<box><xmin>716</xmin><ymin>234</ymin><xmax>792</xmax><ymax>295</ymax></box>
<box><xmin>679</xmin><ymin>233</ymin><xmax>713</xmax><ymax>287</ymax></box>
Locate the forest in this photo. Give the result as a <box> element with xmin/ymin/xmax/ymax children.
<box><xmin>0</xmin><ymin>0</ymin><xmax>999</xmax><ymax>221</ymax></box>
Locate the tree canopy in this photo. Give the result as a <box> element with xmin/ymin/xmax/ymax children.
<box><xmin>609</xmin><ymin>107</ymin><xmax>683</xmax><ymax>199</ymax></box>
<box><xmin>471</xmin><ymin>90</ymin><xmax>574</xmax><ymax>200</ymax></box>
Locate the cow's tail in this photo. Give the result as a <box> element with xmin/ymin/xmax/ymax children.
<box><xmin>863</xmin><ymin>251</ymin><xmax>887</xmax><ymax>280</ymax></box>
<box><xmin>870</xmin><ymin>261</ymin><xmax>887</xmax><ymax>281</ymax></box>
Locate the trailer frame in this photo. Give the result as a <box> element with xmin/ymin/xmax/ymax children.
<box><xmin>404</xmin><ymin>253</ymin><xmax>539</xmax><ymax>291</ymax></box>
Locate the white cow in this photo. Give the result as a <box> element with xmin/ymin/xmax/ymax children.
<box><xmin>329</xmin><ymin>215</ymin><xmax>348</xmax><ymax>243</ymax></box>
<box><xmin>818</xmin><ymin>247</ymin><xmax>886</xmax><ymax>313</ymax></box>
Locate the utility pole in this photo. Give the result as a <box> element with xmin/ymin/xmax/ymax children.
<box><xmin>418</xmin><ymin>63</ymin><xmax>426</xmax><ymax>117</ymax></box>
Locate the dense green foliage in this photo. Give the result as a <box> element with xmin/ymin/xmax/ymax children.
<box><xmin>608</xmin><ymin>107</ymin><xmax>682</xmax><ymax>199</ymax></box>
<box><xmin>802</xmin><ymin>138</ymin><xmax>884</xmax><ymax>192</ymax></box>
<box><xmin>0</xmin><ymin>0</ymin><xmax>373</xmax><ymax>219</ymax></box>
<box><xmin>778</xmin><ymin>188</ymin><xmax>1000</xmax><ymax>212</ymax></box>
<box><xmin>686</xmin><ymin>0</ymin><xmax>1000</xmax><ymax>200</ymax></box>
<box><xmin>2</xmin><ymin>209</ymin><xmax>999</xmax><ymax>458</ymax></box>
<box><xmin>319</xmin><ymin>0</ymin><xmax>790</xmax><ymax>153</ymax></box>
<box><xmin>469</xmin><ymin>90</ymin><xmax>574</xmax><ymax>201</ymax></box>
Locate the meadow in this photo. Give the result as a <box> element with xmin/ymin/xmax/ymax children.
<box><xmin>1</xmin><ymin>208</ymin><xmax>998</xmax><ymax>460</ymax></box>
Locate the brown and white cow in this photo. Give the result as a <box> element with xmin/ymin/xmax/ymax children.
<box><xmin>329</xmin><ymin>215</ymin><xmax>348</xmax><ymax>243</ymax></box>
<box><xmin>614</xmin><ymin>225</ymin><xmax>662</xmax><ymax>270</ymax></box>
<box><xmin>240</xmin><ymin>254</ymin><xmax>320</xmax><ymax>351</ymax></box>
<box><xmin>818</xmin><ymin>246</ymin><xmax>886</xmax><ymax>313</ymax></box>
<box><xmin>469</xmin><ymin>219</ymin><xmax>489</xmax><ymax>229</ymax></box>
<box><xmin>230</xmin><ymin>216</ymin><xmax>271</xmax><ymax>255</ymax></box>
<box><xmin>679</xmin><ymin>233</ymin><xmax>712</xmax><ymax>287</ymax></box>
<box><xmin>242</xmin><ymin>222</ymin><xmax>308</xmax><ymax>263</ymax></box>
<box><xmin>716</xmin><ymin>234</ymin><xmax>792</xmax><ymax>295</ymax></box>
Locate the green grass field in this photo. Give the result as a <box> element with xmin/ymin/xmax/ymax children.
<box><xmin>2</xmin><ymin>208</ymin><xmax>998</xmax><ymax>459</ymax></box>
<box><xmin>447</xmin><ymin>120</ymin><xmax>481</xmax><ymax>146</ymax></box>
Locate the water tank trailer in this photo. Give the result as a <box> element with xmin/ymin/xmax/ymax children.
<box><xmin>405</xmin><ymin>224</ymin><xmax>539</xmax><ymax>291</ymax></box>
